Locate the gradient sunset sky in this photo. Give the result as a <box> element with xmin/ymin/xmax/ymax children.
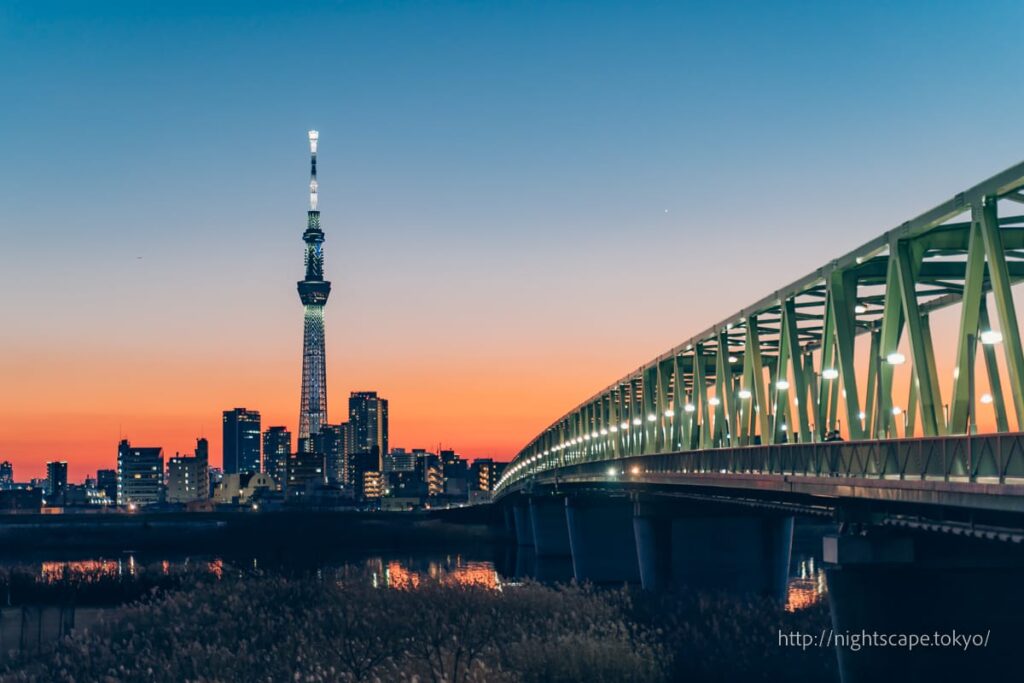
<box><xmin>3</xmin><ymin>1</ymin><xmax>1024</xmax><ymax>481</ymax></box>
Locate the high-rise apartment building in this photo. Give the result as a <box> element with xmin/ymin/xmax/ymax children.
<box><xmin>348</xmin><ymin>392</ymin><xmax>388</xmax><ymax>469</ymax></box>
<box><xmin>314</xmin><ymin>423</ymin><xmax>350</xmax><ymax>486</ymax></box>
<box><xmin>0</xmin><ymin>461</ymin><xmax>13</xmax><ymax>490</ymax></box>
<box><xmin>46</xmin><ymin>461</ymin><xmax>68</xmax><ymax>502</ymax></box>
<box><xmin>262</xmin><ymin>426</ymin><xmax>292</xmax><ymax>485</ymax></box>
<box><xmin>223</xmin><ymin>408</ymin><xmax>261</xmax><ymax>474</ymax></box>
<box><xmin>116</xmin><ymin>439</ymin><xmax>163</xmax><ymax>506</ymax></box>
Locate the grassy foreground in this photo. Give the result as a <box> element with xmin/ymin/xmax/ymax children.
<box><xmin>0</xmin><ymin>574</ymin><xmax>835</xmax><ymax>682</ymax></box>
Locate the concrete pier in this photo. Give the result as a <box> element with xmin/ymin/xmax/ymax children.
<box><xmin>565</xmin><ymin>495</ymin><xmax>640</xmax><ymax>583</ymax></box>
<box><xmin>529</xmin><ymin>495</ymin><xmax>571</xmax><ymax>557</ymax></box>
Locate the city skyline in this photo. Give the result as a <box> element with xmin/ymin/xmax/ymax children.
<box><xmin>6</xmin><ymin>2</ymin><xmax>1024</xmax><ymax>480</ymax></box>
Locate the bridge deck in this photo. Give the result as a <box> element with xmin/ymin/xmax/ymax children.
<box><xmin>499</xmin><ymin>432</ymin><xmax>1024</xmax><ymax>519</ymax></box>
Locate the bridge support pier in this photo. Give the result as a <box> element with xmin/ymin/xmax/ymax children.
<box><xmin>632</xmin><ymin>506</ymin><xmax>672</xmax><ymax>591</ymax></box>
<box><xmin>824</xmin><ymin>530</ymin><xmax>1024</xmax><ymax>683</ymax></box>
<box><xmin>633</xmin><ymin>499</ymin><xmax>793</xmax><ymax>598</ymax></box>
<box><xmin>511</xmin><ymin>501</ymin><xmax>534</xmax><ymax>547</ymax></box>
<box><xmin>565</xmin><ymin>496</ymin><xmax>640</xmax><ymax>583</ymax></box>
<box><xmin>529</xmin><ymin>495</ymin><xmax>571</xmax><ymax>556</ymax></box>
<box><xmin>502</xmin><ymin>505</ymin><xmax>514</xmax><ymax>537</ymax></box>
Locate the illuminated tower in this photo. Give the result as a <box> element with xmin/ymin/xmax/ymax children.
<box><xmin>297</xmin><ymin>130</ymin><xmax>331</xmax><ymax>442</ymax></box>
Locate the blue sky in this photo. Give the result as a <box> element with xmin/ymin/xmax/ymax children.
<box><xmin>3</xmin><ymin>0</ymin><xmax>1024</xmax><ymax>474</ymax></box>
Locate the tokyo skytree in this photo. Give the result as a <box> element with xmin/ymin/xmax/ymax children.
<box><xmin>297</xmin><ymin>130</ymin><xmax>331</xmax><ymax>441</ymax></box>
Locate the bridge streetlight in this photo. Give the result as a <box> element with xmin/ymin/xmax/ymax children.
<box><xmin>981</xmin><ymin>330</ymin><xmax>1003</xmax><ymax>345</ymax></box>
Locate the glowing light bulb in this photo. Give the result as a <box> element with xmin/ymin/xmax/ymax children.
<box><xmin>981</xmin><ymin>330</ymin><xmax>1003</xmax><ymax>345</ymax></box>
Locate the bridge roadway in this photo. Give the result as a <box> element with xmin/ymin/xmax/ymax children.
<box><xmin>502</xmin><ymin>431</ymin><xmax>1024</xmax><ymax>529</ymax></box>
<box><xmin>491</xmin><ymin>159</ymin><xmax>1024</xmax><ymax>681</ymax></box>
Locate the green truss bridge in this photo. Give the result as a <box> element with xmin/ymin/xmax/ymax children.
<box><xmin>492</xmin><ymin>160</ymin><xmax>1024</xmax><ymax>682</ymax></box>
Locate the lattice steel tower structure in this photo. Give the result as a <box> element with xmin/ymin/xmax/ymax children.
<box><xmin>297</xmin><ymin>130</ymin><xmax>331</xmax><ymax>441</ymax></box>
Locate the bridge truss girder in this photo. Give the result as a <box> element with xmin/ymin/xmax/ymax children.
<box><xmin>500</xmin><ymin>162</ymin><xmax>1024</xmax><ymax>492</ymax></box>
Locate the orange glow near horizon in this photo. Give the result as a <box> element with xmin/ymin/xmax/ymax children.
<box><xmin>2</xmin><ymin>268</ymin><xmax>1021</xmax><ymax>484</ymax></box>
<box><xmin>1</xmin><ymin>296</ymin><xmax>1019</xmax><ymax>483</ymax></box>
<box><xmin>0</xmin><ymin>326</ymin><xmax>647</xmax><ymax>481</ymax></box>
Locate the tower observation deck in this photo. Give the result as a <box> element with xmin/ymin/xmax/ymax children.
<box><xmin>297</xmin><ymin>130</ymin><xmax>330</xmax><ymax>441</ymax></box>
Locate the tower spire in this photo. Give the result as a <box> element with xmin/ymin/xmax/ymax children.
<box><xmin>297</xmin><ymin>130</ymin><xmax>331</xmax><ymax>443</ymax></box>
<box><xmin>308</xmin><ymin>130</ymin><xmax>318</xmax><ymax>210</ymax></box>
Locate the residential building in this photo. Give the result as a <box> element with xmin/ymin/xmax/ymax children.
<box><xmin>64</xmin><ymin>485</ymin><xmax>112</xmax><ymax>507</ymax></box>
<box><xmin>314</xmin><ymin>423</ymin><xmax>349</xmax><ymax>486</ymax></box>
<box><xmin>441</xmin><ymin>450</ymin><xmax>469</xmax><ymax>498</ymax></box>
<box><xmin>414</xmin><ymin>451</ymin><xmax>443</xmax><ymax>497</ymax></box>
<box><xmin>166</xmin><ymin>439</ymin><xmax>210</xmax><ymax>504</ymax></box>
<box><xmin>222</xmin><ymin>408</ymin><xmax>261</xmax><ymax>474</ymax></box>
<box><xmin>96</xmin><ymin>469</ymin><xmax>117</xmax><ymax>501</ymax></box>
<box><xmin>116</xmin><ymin>439</ymin><xmax>164</xmax><ymax>506</ymax></box>
<box><xmin>46</xmin><ymin>461</ymin><xmax>68</xmax><ymax>502</ymax></box>
<box><xmin>213</xmin><ymin>472</ymin><xmax>276</xmax><ymax>505</ymax></box>
<box><xmin>285</xmin><ymin>451</ymin><xmax>325</xmax><ymax>498</ymax></box>
<box><xmin>350</xmin><ymin>451</ymin><xmax>381</xmax><ymax>500</ymax></box>
<box><xmin>385</xmin><ymin>448</ymin><xmax>417</xmax><ymax>473</ymax></box>
<box><xmin>348</xmin><ymin>392</ymin><xmax>388</xmax><ymax>470</ymax></box>
<box><xmin>470</xmin><ymin>458</ymin><xmax>504</xmax><ymax>492</ymax></box>
<box><xmin>262</xmin><ymin>426</ymin><xmax>292</xmax><ymax>485</ymax></box>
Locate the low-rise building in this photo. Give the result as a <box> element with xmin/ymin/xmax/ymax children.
<box><xmin>166</xmin><ymin>454</ymin><xmax>209</xmax><ymax>504</ymax></box>
<box><xmin>285</xmin><ymin>452</ymin><xmax>325</xmax><ymax>499</ymax></box>
<box><xmin>212</xmin><ymin>472</ymin><xmax>276</xmax><ymax>505</ymax></box>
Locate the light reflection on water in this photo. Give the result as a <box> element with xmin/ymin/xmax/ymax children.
<box><xmin>785</xmin><ymin>556</ymin><xmax>828</xmax><ymax>612</ymax></box>
<box><xmin>30</xmin><ymin>554</ymin><xmax>500</xmax><ymax>590</ymax></box>
<box><xmin>27</xmin><ymin>552</ymin><xmax>825</xmax><ymax>610</ymax></box>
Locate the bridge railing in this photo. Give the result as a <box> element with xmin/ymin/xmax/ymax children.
<box><xmin>498</xmin><ymin>432</ymin><xmax>1024</xmax><ymax>496</ymax></box>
